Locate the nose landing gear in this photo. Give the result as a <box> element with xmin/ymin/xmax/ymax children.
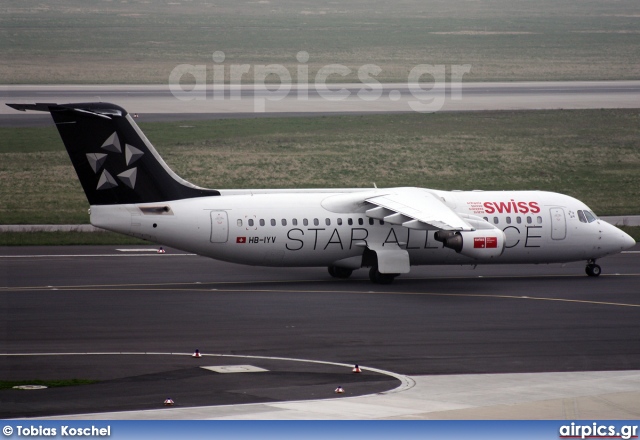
<box><xmin>585</xmin><ymin>259</ymin><xmax>601</xmax><ymax>277</ymax></box>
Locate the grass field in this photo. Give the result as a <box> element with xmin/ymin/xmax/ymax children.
<box><xmin>1</xmin><ymin>0</ymin><xmax>639</xmax><ymax>83</ymax></box>
<box><xmin>1</xmin><ymin>109</ymin><xmax>639</xmax><ymax>228</ymax></box>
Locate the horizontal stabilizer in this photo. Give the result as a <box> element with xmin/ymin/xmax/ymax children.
<box><xmin>7</xmin><ymin>103</ymin><xmax>58</xmax><ymax>112</ymax></box>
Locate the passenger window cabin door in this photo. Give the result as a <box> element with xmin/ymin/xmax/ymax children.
<box><xmin>210</xmin><ymin>211</ymin><xmax>229</xmax><ymax>243</ymax></box>
<box><xmin>550</xmin><ymin>207</ymin><xmax>566</xmax><ymax>240</ymax></box>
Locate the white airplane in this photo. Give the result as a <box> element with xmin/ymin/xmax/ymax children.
<box><xmin>8</xmin><ymin>102</ymin><xmax>635</xmax><ymax>283</ymax></box>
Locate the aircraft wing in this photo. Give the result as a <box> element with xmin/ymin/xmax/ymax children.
<box><xmin>365</xmin><ymin>188</ymin><xmax>474</xmax><ymax>231</ymax></box>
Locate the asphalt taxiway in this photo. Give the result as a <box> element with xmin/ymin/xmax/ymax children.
<box><xmin>1</xmin><ymin>245</ymin><xmax>639</xmax><ymax>418</ymax></box>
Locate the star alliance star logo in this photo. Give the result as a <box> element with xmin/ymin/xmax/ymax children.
<box><xmin>86</xmin><ymin>131</ymin><xmax>144</xmax><ymax>190</ymax></box>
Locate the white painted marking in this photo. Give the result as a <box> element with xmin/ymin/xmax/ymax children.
<box><xmin>13</xmin><ymin>385</ymin><xmax>48</xmax><ymax>390</ymax></box>
<box><xmin>0</xmin><ymin>352</ymin><xmax>414</xmax><ymax>394</ymax></box>
<box><xmin>116</xmin><ymin>249</ymin><xmax>164</xmax><ymax>252</ymax></box>
<box><xmin>0</xmin><ymin>254</ymin><xmax>196</xmax><ymax>258</ymax></box>
<box><xmin>202</xmin><ymin>365</ymin><xmax>269</xmax><ymax>374</ymax></box>
<box><xmin>622</xmin><ymin>251</ymin><xmax>640</xmax><ymax>254</ymax></box>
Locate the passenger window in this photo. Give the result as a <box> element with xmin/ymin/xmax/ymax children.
<box><xmin>292</xmin><ymin>218</ymin><xmax>298</xmax><ymax>226</ymax></box>
<box><xmin>270</xmin><ymin>219</ymin><xmax>276</xmax><ymax>226</ymax></box>
<box><xmin>358</xmin><ymin>218</ymin><xmax>364</xmax><ymax>225</ymax></box>
<box><xmin>483</xmin><ymin>217</ymin><xmax>488</xmax><ymax>222</ymax></box>
<box><xmin>578</xmin><ymin>210</ymin><xmax>587</xmax><ymax>223</ymax></box>
<box><xmin>493</xmin><ymin>217</ymin><xmax>499</xmax><ymax>224</ymax></box>
<box><xmin>537</xmin><ymin>216</ymin><xmax>542</xmax><ymax>224</ymax></box>
<box><xmin>369</xmin><ymin>218</ymin><xmax>374</xmax><ymax>225</ymax></box>
<box><xmin>314</xmin><ymin>218</ymin><xmax>319</xmax><ymax>226</ymax></box>
<box><xmin>259</xmin><ymin>219</ymin><xmax>265</xmax><ymax>226</ymax></box>
<box><xmin>516</xmin><ymin>216</ymin><xmax>522</xmax><ymax>224</ymax></box>
<box><xmin>348</xmin><ymin>218</ymin><xmax>353</xmax><ymax>226</ymax></box>
<box><xmin>527</xmin><ymin>216</ymin><xmax>532</xmax><ymax>224</ymax></box>
<box><xmin>303</xmin><ymin>218</ymin><xmax>308</xmax><ymax>226</ymax></box>
<box><xmin>337</xmin><ymin>218</ymin><xmax>342</xmax><ymax>226</ymax></box>
<box><xmin>584</xmin><ymin>211</ymin><xmax>596</xmax><ymax>223</ymax></box>
<box><xmin>325</xmin><ymin>218</ymin><xmax>331</xmax><ymax>226</ymax></box>
<box><xmin>248</xmin><ymin>219</ymin><xmax>254</xmax><ymax>227</ymax></box>
<box><xmin>237</xmin><ymin>219</ymin><xmax>243</xmax><ymax>227</ymax></box>
<box><xmin>379</xmin><ymin>220</ymin><xmax>384</xmax><ymax>225</ymax></box>
<box><xmin>506</xmin><ymin>216</ymin><xmax>511</xmax><ymax>224</ymax></box>
<box><xmin>281</xmin><ymin>219</ymin><xmax>287</xmax><ymax>226</ymax></box>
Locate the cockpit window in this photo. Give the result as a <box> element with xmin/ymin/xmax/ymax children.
<box><xmin>584</xmin><ymin>210</ymin><xmax>597</xmax><ymax>223</ymax></box>
<box><xmin>578</xmin><ymin>210</ymin><xmax>587</xmax><ymax>223</ymax></box>
<box><xmin>578</xmin><ymin>210</ymin><xmax>597</xmax><ymax>223</ymax></box>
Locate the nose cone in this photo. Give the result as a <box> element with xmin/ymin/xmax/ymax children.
<box><xmin>620</xmin><ymin>229</ymin><xmax>636</xmax><ymax>250</ymax></box>
<box><xmin>602</xmin><ymin>221</ymin><xmax>636</xmax><ymax>252</ymax></box>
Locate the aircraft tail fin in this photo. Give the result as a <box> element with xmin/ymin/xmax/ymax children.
<box><xmin>7</xmin><ymin>102</ymin><xmax>220</xmax><ymax>205</ymax></box>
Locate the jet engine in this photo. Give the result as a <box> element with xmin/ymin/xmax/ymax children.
<box><xmin>434</xmin><ymin>229</ymin><xmax>506</xmax><ymax>260</ymax></box>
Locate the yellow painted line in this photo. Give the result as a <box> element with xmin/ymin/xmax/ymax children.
<box><xmin>3</xmin><ymin>272</ymin><xmax>640</xmax><ymax>292</ymax></box>
<box><xmin>1</xmin><ymin>278</ymin><xmax>336</xmax><ymax>291</ymax></box>
<box><xmin>377</xmin><ymin>291</ymin><xmax>640</xmax><ymax>308</ymax></box>
<box><xmin>5</xmin><ymin>285</ymin><xmax>640</xmax><ymax>308</ymax></box>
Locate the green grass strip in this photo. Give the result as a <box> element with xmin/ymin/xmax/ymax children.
<box><xmin>2</xmin><ymin>110</ymin><xmax>639</xmax><ymax>226</ymax></box>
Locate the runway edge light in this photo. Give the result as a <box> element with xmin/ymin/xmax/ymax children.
<box><xmin>335</xmin><ymin>386</ymin><xmax>345</xmax><ymax>394</ymax></box>
<box><xmin>164</xmin><ymin>398</ymin><xmax>174</xmax><ymax>406</ymax></box>
<box><xmin>353</xmin><ymin>364</ymin><xmax>362</xmax><ymax>373</ymax></box>
<box><xmin>192</xmin><ymin>349</ymin><xmax>202</xmax><ymax>358</ymax></box>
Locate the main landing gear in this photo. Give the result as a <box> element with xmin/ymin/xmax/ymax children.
<box><xmin>327</xmin><ymin>265</ymin><xmax>399</xmax><ymax>284</ymax></box>
<box><xmin>327</xmin><ymin>266</ymin><xmax>353</xmax><ymax>279</ymax></box>
<box><xmin>585</xmin><ymin>259</ymin><xmax>602</xmax><ymax>277</ymax></box>
<box><xmin>368</xmin><ymin>266</ymin><xmax>398</xmax><ymax>285</ymax></box>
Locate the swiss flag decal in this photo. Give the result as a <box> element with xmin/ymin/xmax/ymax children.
<box><xmin>236</xmin><ymin>237</ymin><xmax>247</xmax><ymax>244</ymax></box>
<box><xmin>474</xmin><ymin>236</ymin><xmax>498</xmax><ymax>249</ymax></box>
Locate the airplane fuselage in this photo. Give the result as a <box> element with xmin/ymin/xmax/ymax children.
<box><xmin>90</xmin><ymin>188</ymin><xmax>630</xmax><ymax>269</ymax></box>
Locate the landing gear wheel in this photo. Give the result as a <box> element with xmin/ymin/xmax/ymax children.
<box><xmin>369</xmin><ymin>266</ymin><xmax>397</xmax><ymax>285</ymax></box>
<box><xmin>585</xmin><ymin>264</ymin><xmax>601</xmax><ymax>277</ymax></box>
<box><xmin>328</xmin><ymin>266</ymin><xmax>353</xmax><ymax>279</ymax></box>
